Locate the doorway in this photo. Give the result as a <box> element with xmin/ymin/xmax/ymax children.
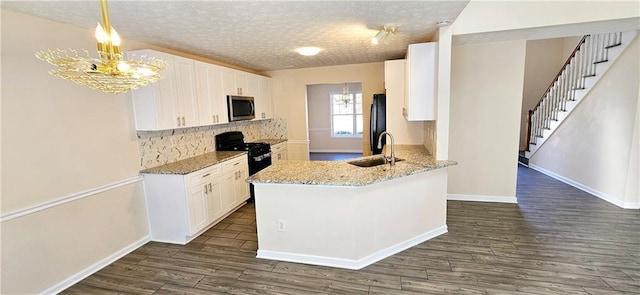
<box><xmin>306</xmin><ymin>82</ymin><xmax>364</xmax><ymax>161</ymax></box>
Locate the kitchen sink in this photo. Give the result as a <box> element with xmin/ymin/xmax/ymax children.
<box><xmin>348</xmin><ymin>157</ymin><xmax>404</xmax><ymax>167</ymax></box>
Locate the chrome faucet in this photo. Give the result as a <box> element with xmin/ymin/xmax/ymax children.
<box><xmin>377</xmin><ymin>131</ymin><xmax>396</xmax><ymax>166</ymax></box>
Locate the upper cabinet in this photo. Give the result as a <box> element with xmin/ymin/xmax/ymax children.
<box><xmin>223</xmin><ymin>70</ymin><xmax>253</xmax><ymax>96</ymax></box>
<box><xmin>255</xmin><ymin>76</ymin><xmax>273</xmax><ymax>120</ymax></box>
<box><xmin>173</xmin><ymin>56</ymin><xmax>199</xmax><ymax>128</ymax></box>
<box><xmin>194</xmin><ymin>61</ymin><xmax>228</xmax><ymax>125</ymax></box>
<box><xmin>129</xmin><ymin>50</ymin><xmax>273</xmax><ymax>131</ymax></box>
<box><xmin>129</xmin><ymin>50</ymin><xmax>199</xmax><ymax>130</ymax></box>
<box><xmin>404</xmin><ymin>42</ymin><xmax>438</xmax><ymax>121</ymax></box>
<box><xmin>128</xmin><ymin>50</ymin><xmax>178</xmax><ymax>130</ymax></box>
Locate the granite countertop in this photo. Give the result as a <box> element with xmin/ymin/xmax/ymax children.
<box><xmin>140</xmin><ymin>151</ymin><xmax>247</xmax><ymax>175</ymax></box>
<box><xmin>247</xmin><ymin>145</ymin><xmax>457</xmax><ymax>186</ymax></box>
<box><xmin>255</xmin><ymin>138</ymin><xmax>288</xmax><ymax>146</ymax></box>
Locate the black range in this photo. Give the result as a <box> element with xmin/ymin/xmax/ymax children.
<box><xmin>215</xmin><ymin>131</ymin><xmax>272</xmax><ymax>200</ymax></box>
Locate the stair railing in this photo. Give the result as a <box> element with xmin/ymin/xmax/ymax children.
<box><xmin>526</xmin><ymin>32</ymin><xmax>622</xmax><ymax>150</ymax></box>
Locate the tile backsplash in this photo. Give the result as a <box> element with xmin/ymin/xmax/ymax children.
<box><xmin>137</xmin><ymin>118</ymin><xmax>287</xmax><ymax>170</ymax></box>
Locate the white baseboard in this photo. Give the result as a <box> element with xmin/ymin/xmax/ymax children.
<box><xmin>447</xmin><ymin>194</ymin><xmax>518</xmax><ymax>204</ymax></box>
<box><xmin>529</xmin><ymin>164</ymin><xmax>637</xmax><ymax>209</ymax></box>
<box><xmin>257</xmin><ymin>226</ymin><xmax>447</xmax><ymax>270</ymax></box>
<box><xmin>41</xmin><ymin>235</ymin><xmax>150</xmax><ymax>295</ymax></box>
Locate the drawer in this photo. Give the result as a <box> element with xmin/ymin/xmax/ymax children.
<box><xmin>272</xmin><ymin>143</ymin><xmax>286</xmax><ymax>152</ymax></box>
<box><xmin>222</xmin><ymin>155</ymin><xmax>247</xmax><ymax>173</ymax></box>
<box><xmin>187</xmin><ymin>164</ymin><xmax>222</xmax><ymax>182</ymax></box>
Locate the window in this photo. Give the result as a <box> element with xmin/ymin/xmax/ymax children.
<box><xmin>331</xmin><ymin>92</ymin><xmax>363</xmax><ymax>137</ymax></box>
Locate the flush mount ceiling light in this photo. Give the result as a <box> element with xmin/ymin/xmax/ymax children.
<box><xmin>296</xmin><ymin>47</ymin><xmax>322</xmax><ymax>56</ymax></box>
<box><xmin>436</xmin><ymin>20</ymin><xmax>452</xmax><ymax>27</ymax></box>
<box><xmin>371</xmin><ymin>26</ymin><xmax>396</xmax><ymax>45</ymax></box>
<box><xmin>35</xmin><ymin>0</ymin><xmax>167</xmax><ymax>94</ymax></box>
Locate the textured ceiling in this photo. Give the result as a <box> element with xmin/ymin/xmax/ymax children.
<box><xmin>2</xmin><ymin>0</ymin><xmax>469</xmax><ymax>72</ymax></box>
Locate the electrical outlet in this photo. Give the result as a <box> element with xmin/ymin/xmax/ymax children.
<box><xmin>277</xmin><ymin>219</ymin><xmax>286</xmax><ymax>232</ymax></box>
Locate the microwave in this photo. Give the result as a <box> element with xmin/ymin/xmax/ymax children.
<box><xmin>227</xmin><ymin>95</ymin><xmax>255</xmax><ymax>121</ymax></box>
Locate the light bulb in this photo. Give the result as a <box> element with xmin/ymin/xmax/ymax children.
<box><xmin>110</xmin><ymin>28</ymin><xmax>121</xmax><ymax>46</ymax></box>
<box><xmin>117</xmin><ymin>61</ymin><xmax>131</xmax><ymax>72</ymax></box>
<box><xmin>371</xmin><ymin>29</ymin><xmax>386</xmax><ymax>45</ymax></box>
<box><xmin>137</xmin><ymin>68</ymin><xmax>154</xmax><ymax>76</ymax></box>
<box><xmin>95</xmin><ymin>23</ymin><xmax>108</xmax><ymax>43</ymax></box>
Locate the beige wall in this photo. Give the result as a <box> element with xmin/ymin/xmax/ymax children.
<box><xmin>448</xmin><ymin>40</ymin><xmax>526</xmax><ymax>199</ymax></box>
<box><xmin>1</xmin><ymin>9</ymin><xmax>150</xmax><ymax>293</ymax></box>
<box><xmin>519</xmin><ymin>38</ymin><xmax>566</xmax><ymax>150</ymax></box>
<box><xmin>530</xmin><ymin>35</ymin><xmax>640</xmax><ymax>208</ymax></box>
<box><xmin>307</xmin><ymin>83</ymin><xmax>363</xmax><ymax>153</ymax></box>
<box><xmin>267</xmin><ymin>63</ymin><xmax>384</xmax><ymax>160</ymax></box>
<box><xmin>432</xmin><ymin>25</ymin><xmax>454</xmax><ymax>160</ymax></box>
<box><xmin>453</xmin><ymin>1</ymin><xmax>640</xmax><ymax>37</ymax></box>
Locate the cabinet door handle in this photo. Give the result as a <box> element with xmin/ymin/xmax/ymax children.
<box><xmin>177</xmin><ymin>117</ymin><xmax>181</xmax><ymax>127</ymax></box>
<box><xmin>202</xmin><ymin>173</ymin><xmax>211</xmax><ymax>178</ymax></box>
<box><xmin>181</xmin><ymin>116</ymin><xmax>186</xmax><ymax>126</ymax></box>
<box><xmin>208</xmin><ymin>183</ymin><xmax>212</xmax><ymax>192</ymax></box>
<box><xmin>204</xmin><ymin>184</ymin><xmax>208</xmax><ymax>194</ymax></box>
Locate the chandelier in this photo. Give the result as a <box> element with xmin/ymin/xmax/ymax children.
<box><xmin>35</xmin><ymin>0</ymin><xmax>167</xmax><ymax>94</ymax></box>
<box><xmin>335</xmin><ymin>83</ymin><xmax>351</xmax><ymax>106</ymax></box>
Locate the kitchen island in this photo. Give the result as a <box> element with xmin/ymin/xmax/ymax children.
<box><xmin>247</xmin><ymin>145</ymin><xmax>457</xmax><ymax>269</ymax></box>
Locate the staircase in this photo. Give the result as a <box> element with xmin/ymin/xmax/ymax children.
<box><xmin>524</xmin><ymin>31</ymin><xmax>637</xmax><ymax>160</ymax></box>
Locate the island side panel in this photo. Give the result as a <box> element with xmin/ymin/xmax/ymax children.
<box><xmin>354</xmin><ymin>169</ymin><xmax>448</xmax><ymax>259</ymax></box>
<box><xmin>253</xmin><ymin>168</ymin><xmax>448</xmax><ymax>269</ymax></box>
<box><xmin>254</xmin><ymin>184</ymin><xmax>361</xmax><ymax>261</ymax></box>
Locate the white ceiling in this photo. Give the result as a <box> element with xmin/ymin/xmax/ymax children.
<box><xmin>2</xmin><ymin>0</ymin><xmax>469</xmax><ymax>72</ymax></box>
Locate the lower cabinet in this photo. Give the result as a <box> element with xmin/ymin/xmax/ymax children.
<box><xmin>272</xmin><ymin>142</ymin><xmax>288</xmax><ymax>163</ymax></box>
<box><xmin>221</xmin><ymin>156</ymin><xmax>250</xmax><ymax>211</ymax></box>
<box><xmin>143</xmin><ymin>155</ymin><xmax>248</xmax><ymax>244</ymax></box>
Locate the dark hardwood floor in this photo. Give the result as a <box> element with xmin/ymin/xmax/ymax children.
<box><xmin>62</xmin><ymin>165</ymin><xmax>640</xmax><ymax>294</ymax></box>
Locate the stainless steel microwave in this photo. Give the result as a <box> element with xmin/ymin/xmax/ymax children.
<box><xmin>227</xmin><ymin>95</ymin><xmax>255</xmax><ymax>121</ymax></box>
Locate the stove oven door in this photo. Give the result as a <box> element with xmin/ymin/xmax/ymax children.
<box><xmin>249</xmin><ymin>152</ymin><xmax>272</xmax><ymax>175</ymax></box>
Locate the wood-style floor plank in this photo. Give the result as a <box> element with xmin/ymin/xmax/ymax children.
<box><xmin>60</xmin><ymin>166</ymin><xmax>640</xmax><ymax>294</ymax></box>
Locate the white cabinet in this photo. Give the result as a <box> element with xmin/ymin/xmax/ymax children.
<box><xmin>255</xmin><ymin>77</ymin><xmax>273</xmax><ymax>120</ymax></box>
<box><xmin>129</xmin><ymin>50</ymin><xmax>178</xmax><ymax>130</ymax></box>
<box><xmin>271</xmin><ymin>142</ymin><xmax>288</xmax><ymax>163</ymax></box>
<box><xmin>246</xmin><ymin>74</ymin><xmax>260</xmax><ymax>98</ymax></box>
<box><xmin>194</xmin><ymin>61</ymin><xmax>228</xmax><ymax>125</ymax></box>
<box><xmin>129</xmin><ymin>49</ymin><xmax>199</xmax><ymax>130</ymax></box>
<box><xmin>221</xmin><ymin>156</ymin><xmax>249</xmax><ymax>211</ymax></box>
<box><xmin>130</xmin><ymin>49</ymin><xmax>274</xmax><ymax>130</ymax></box>
<box><xmin>384</xmin><ymin>60</ymin><xmax>424</xmax><ymax>144</ymax></box>
<box><xmin>223</xmin><ymin>70</ymin><xmax>251</xmax><ymax>96</ymax></box>
<box><xmin>404</xmin><ymin>42</ymin><xmax>438</xmax><ymax>121</ymax></box>
<box><xmin>173</xmin><ymin>56</ymin><xmax>199</xmax><ymax>128</ymax></box>
<box><xmin>187</xmin><ymin>174</ymin><xmax>209</xmax><ymax>235</ymax></box>
<box><xmin>143</xmin><ymin>155</ymin><xmax>248</xmax><ymax>244</ymax></box>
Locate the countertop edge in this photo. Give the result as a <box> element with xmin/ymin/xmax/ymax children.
<box><xmin>140</xmin><ymin>151</ymin><xmax>247</xmax><ymax>175</ymax></box>
<box><xmin>247</xmin><ymin>160</ymin><xmax>457</xmax><ymax>187</ymax></box>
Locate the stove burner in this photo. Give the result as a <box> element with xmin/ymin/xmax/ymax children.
<box><xmin>215</xmin><ymin>131</ymin><xmax>272</xmax><ymax>174</ymax></box>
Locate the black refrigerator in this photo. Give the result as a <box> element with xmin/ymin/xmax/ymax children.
<box><xmin>370</xmin><ymin>94</ymin><xmax>386</xmax><ymax>155</ymax></box>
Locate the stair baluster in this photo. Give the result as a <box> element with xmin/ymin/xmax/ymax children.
<box><xmin>525</xmin><ymin>32</ymin><xmax>625</xmax><ymax>154</ymax></box>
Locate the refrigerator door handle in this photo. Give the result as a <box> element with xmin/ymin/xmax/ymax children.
<box><xmin>370</xmin><ymin>103</ymin><xmax>376</xmax><ymax>153</ymax></box>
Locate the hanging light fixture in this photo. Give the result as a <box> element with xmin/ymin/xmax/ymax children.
<box><xmin>371</xmin><ymin>26</ymin><xmax>396</xmax><ymax>45</ymax></box>
<box><xmin>336</xmin><ymin>83</ymin><xmax>351</xmax><ymax>106</ymax></box>
<box><xmin>35</xmin><ymin>0</ymin><xmax>168</xmax><ymax>94</ymax></box>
